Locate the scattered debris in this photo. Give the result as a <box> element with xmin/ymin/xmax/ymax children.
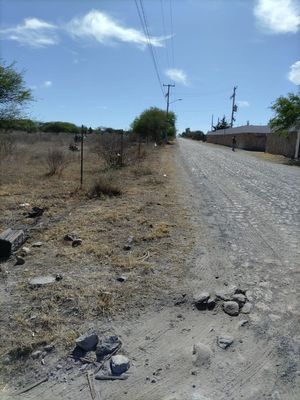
<box><xmin>238</xmin><ymin>320</ymin><xmax>249</xmax><ymax>327</ymax></box>
<box><xmin>110</xmin><ymin>355</ymin><xmax>130</xmax><ymax>375</ymax></box>
<box><xmin>192</xmin><ymin>343</ymin><xmax>212</xmax><ymax>367</ymax></box>
<box><xmin>87</xmin><ymin>371</ymin><xmax>99</xmax><ymax>400</ymax></box>
<box><xmin>223</xmin><ymin>301</ymin><xmax>240</xmax><ymax>316</ymax></box>
<box><xmin>95</xmin><ymin>374</ymin><xmax>128</xmax><ymax>381</ymax></box>
<box><xmin>15</xmin><ymin>376</ymin><xmax>48</xmax><ymax>395</ymax></box>
<box><xmin>0</xmin><ymin>228</ymin><xmax>25</xmax><ymax>258</ymax></box>
<box><xmin>29</xmin><ymin>276</ymin><xmax>56</xmax><ymax>288</ymax></box>
<box><xmin>217</xmin><ymin>335</ymin><xmax>234</xmax><ymax>349</ymax></box>
<box><xmin>27</xmin><ymin>206</ymin><xmax>44</xmax><ymax>218</ymax></box>
<box><xmin>76</xmin><ymin>333</ymin><xmax>99</xmax><ymax>352</ymax></box>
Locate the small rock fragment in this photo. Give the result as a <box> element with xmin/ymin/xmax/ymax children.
<box><xmin>44</xmin><ymin>344</ymin><xmax>55</xmax><ymax>352</ymax></box>
<box><xmin>20</xmin><ymin>246</ymin><xmax>30</xmax><ymax>256</ymax></box>
<box><xmin>76</xmin><ymin>333</ymin><xmax>99</xmax><ymax>351</ymax></box>
<box><xmin>215</xmin><ymin>290</ymin><xmax>231</xmax><ymax>301</ymax></box>
<box><xmin>28</xmin><ymin>207</ymin><xmax>44</xmax><ymax>218</ymax></box>
<box><xmin>96</xmin><ymin>335</ymin><xmax>121</xmax><ymax>360</ymax></box>
<box><xmin>72</xmin><ymin>238</ymin><xmax>82</xmax><ymax>247</ymax></box>
<box><xmin>32</xmin><ymin>241</ymin><xmax>43</xmax><ymax>247</ymax></box>
<box><xmin>123</xmin><ymin>236</ymin><xmax>134</xmax><ymax>251</ymax></box>
<box><xmin>217</xmin><ymin>336</ymin><xmax>234</xmax><ymax>349</ymax></box>
<box><xmin>55</xmin><ymin>274</ymin><xmax>63</xmax><ymax>281</ymax></box>
<box><xmin>223</xmin><ymin>301</ymin><xmax>239</xmax><ymax>316</ymax></box>
<box><xmin>110</xmin><ymin>355</ymin><xmax>130</xmax><ymax>375</ymax></box>
<box><xmin>245</xmin><ymin>290</ymin><xmax>254</xmax><ymax>302</ymax></box>
<box><xmin>241</xmin><ymin>302</ymin><xmax>252</xmax><ymax>314</ymax></box>
<box><xmin>232</xmin><ymin>294</ymin><xmax>246</xmax><ymax>306</ymax></box>
<box><xmin>207</xmin><ymin>295</ymin><xmax>217</xmax><ymax>310</ymax></box>
<box><xmin>31</xmin><ymin>350</ymin><xmax>43</xmax><ymax>359</ymax></box>
<box><xmin>116</xmin><ymin>275</ymin><xmax>127</xmax><ymax>283</ymax></box>
<box><xmin>29</xmin><ymin>276</ymin><xmax>56</xmax><ymax>288</ymax></box>
<box><xmin>193</xmin><ymin>292</ymin><xmax>210</xmax><ymax>310</ymax></box>
<box><xmin>238</xmin><ymin>320</ymin><xmax>249</xmax><ymax>327</ymax></box>
<box><xmin>192</xmin><ymin>343</ymin><xmax>212</xmax><ymax>367</ymax></box>
<box><xmin>15</xmin><ymin>256</ymin><xmax>25</xmax><ymax>265</ymax></box>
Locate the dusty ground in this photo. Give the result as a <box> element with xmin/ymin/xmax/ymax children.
<box><xmin>1</xmin><ymin>136</ymin><xmax>299</xmax><ymax>399</ymax></box>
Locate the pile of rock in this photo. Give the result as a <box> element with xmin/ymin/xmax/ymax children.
<box><xmin>64</xmin><ymin>232</ymin><xmax>82</xmax><ymax>247</ymax></box>
<box><xmin>75</xmin><ymin>333</ymin><xmax>130</xmax><ymax>377</ymax></box>
<box><xmin>193</xmin><ymin>287</ymin><xmax>253</xmax><ymax>317</ymax></box>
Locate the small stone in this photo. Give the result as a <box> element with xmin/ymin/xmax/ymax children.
<box><xmin>56</xmin><ymin>364</ymin><xmax>62</xmax><ymax>370</ymax></box>
<box><xmin>232</xmin><ymin>294</ymin><xmax>246</xmax><ymax>306</ymax></box>
<box><xmin>238</xmin><ymin>320</ymin><xmax>249</xmax><ymax>327</ymax></box>
<box><xmin>241</xmin><ymin>302</ymin><xmax>252</xmax><ymax>314</ymax></box>
<box><xmin>223</xmin><ymin>301</ymin><xmax>239</xmax><ymax>316</ymax></box>
<box><xmin>31</xmin><ymin>350</ymin><xmax>42</xmax><ymax>359</ymax></box>
<box><xmin>124</xmin><ymin>236</ymin><xmax>134</xmax><ymax>250</ymax></box>
<box><xmin>20</xmin><ymin>246</ymin><xmax>30</xmax><ymax>256</ymax></box>
<box><xmin>217</xmin><ymin>336</ymin><xmax>234</xmax><ymax>349</ymax></box>
<box><xmin>29</xmin><ymin>276</ymin><xmax>56</xmax><ymax>288</ymax></box>
<box><xmin>110</xmin><ymin>355</ymin><xmax>130</xmax><ymax>375</ymax></box>
<box><xmin>44</xmin><ymin>344</ymin><xmax>55</xmax><ymax>352</ymax></box>
<box><xmin>245</xmin><ymin>290</ymin><xmax>254</xmax><ymax>302</ymax></box>
<box><xmin>76</xmin><ymin>333</ymin><xmax>99</xmax><ymax>351</ymax></box>
<box><xmin>215</xmin><ymin>290</ymin><xmax>231</xmax><ymax>301</ymax></box>
<box><xmin>64</xmin><ymin>233</ymin><xmax>79</xmax><ymax>241</ymax></box>
<box><xmin>96</xmin><ymin>335</ymin><xmax>121</xmax><ymax>360</ymax></box>
<box><xmin>207</xmin><ymin>295</ymin><xmax>217</xmax><ymax>310</ymax></box>
<box><xmin>192</xmin><ymin>343</ymin><xmax>212</xmax><ymax>367</ymax></box>
<box><xmin>72</xmin><ymin>238</ymin><xmax>82</xmax><ymax>247</ymax></box>
<box><xmin>55</xmin><ymin>274</ymin><xmax>63</xmax><ymax>281</ymax></box>
<box><xmin>28</xmin><ymin>206</ymin><xmax>44</xmax><ymax>218</ymax></box>
<box><xmin>193</xmin><ymin>292</ymin><xmax>210</xmax><ymax>310</ymax></box>
<box><xmin>15</xmin><ymin>256</ymin><xmax>25</xmax><ymax>265</ymax></box>
<box><xmin>116</xmin><ymin>275</ymin><xmax>127</xmax><ymax>282</ymax></box>
<box><xmin>234</xmin><ymin>288</ymin><xmax>246</xmax><ymax>295</ymax></box>
<box><xmin>32</xmin><ymin>242</ymin><xmax>43</xmax><ymax>247</ymax></box>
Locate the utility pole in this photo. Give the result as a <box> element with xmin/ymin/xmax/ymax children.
<box><xmin>163</xmin><ymin>83</ymin><xmax>175</xmax><ymax>143</ymax></box>
<box><xmin>230</xmin><ymin>86</ymin><xmax>238</xmax><ymax>127</ymax></box>
<box><xmin>80</xmin><ymin>125</ymin><xmax>84</xmax><ymax>188</ymax></box>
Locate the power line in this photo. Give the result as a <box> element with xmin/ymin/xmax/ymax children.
<box><xmin>160</xmin><ymin>0</ymin><xmax>170</xmax><ymax>70</ymax></box>
<box><xmin>134</xmin><ymin>0</ymin><xmax>165</xmax><ymax>100</ymax></box>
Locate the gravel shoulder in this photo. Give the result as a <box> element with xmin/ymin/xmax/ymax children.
<box><xmin>1</xmin><ymin>138</ymin><xmax>299</xmax><ymax>400</ymax></box>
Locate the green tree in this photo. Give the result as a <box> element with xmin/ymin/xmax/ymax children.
<box><xmin>131</xmin><ymin>107</ymin><xmax>176</xmax><ymax>143</ymax></box>
<box><xmin>269</xmin><ymin>92</ymin><xmax>300</xmax><ymax>135</ymax></box>
<box><xmin>0</xmin><ymin>61</ymin><xmax>33</xmax><ymax>120</ymax></box>
<box><xmin>41</xmin><ymin>121</ymin><xmax>80</xmax><ymax>133</ymax></box>
<box><xmin>213</xmin><ymin>116</ymin><xmax>230</xmax><ymax>131</ymax></box>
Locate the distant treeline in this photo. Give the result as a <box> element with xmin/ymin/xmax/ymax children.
<box><xmin>0</xmin><ymin>119</ymin><xmax>126</xmax><ymax>135</ymax></box>
<box><xmin>180</xmin><ymin>128</ymin><xmax>207</xmax><ymax>141</ymax></box>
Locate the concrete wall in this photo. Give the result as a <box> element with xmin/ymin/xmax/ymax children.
<box><xmin>207</xmin><ymin>131</ymin><xmax>267</xmax><ymax>151</ymax></box>
<box><xmin>266</xmin><ymin>131</ymin><xmax>298</xmax><ymax>158</ymax></box>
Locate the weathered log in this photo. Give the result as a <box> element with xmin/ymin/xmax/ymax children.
<box><xmin>0</xmin><ymin>228</ymin><xmax>25</xmax><ymax>258</ymax></box>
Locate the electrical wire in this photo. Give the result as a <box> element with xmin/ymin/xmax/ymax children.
<box><xmin>160</xmin><ymin>0</ymin><xmax>170</xmax><ymax>70</ymax></box>
<box><xmin>134</xmin><ymin>0</ymin><xmax>166</xmax><ymax>100</ymax></box>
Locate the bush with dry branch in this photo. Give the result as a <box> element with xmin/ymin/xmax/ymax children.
<box><xmin>46</xmin><ymin>148</ymin><xmax>69</xmax><ymax>176</ymax></box>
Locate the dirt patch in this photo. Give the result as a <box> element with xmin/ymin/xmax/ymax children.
<box><xmin>0</xmin><ymin>134</ymin><xmax>193</xmax><ymax>387</ymax></box>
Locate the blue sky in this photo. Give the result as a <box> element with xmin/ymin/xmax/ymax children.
<box><xmin>0</xmin><ymin>0</ymin><xmax>299</xmax><ymax>132</ymax></box>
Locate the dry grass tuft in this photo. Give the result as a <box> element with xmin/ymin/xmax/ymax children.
<box><xmin>131</xmin><ymin>163</ymin><xmax>152</xmax><ymax>177</ymax></box>
<box><xmin>88</xmin><ymin>173</ymin><xmax>122</xmax><ymax>198</ymax></box>
<box><xmin>46</xmin><ymin>148</ymin><xmax>69</xmax><ymax>176</ymax></box>
<box><xmin>144</xmin><ymin>222</ymin><xmax>170</xmax><ymax>240</ymax></box>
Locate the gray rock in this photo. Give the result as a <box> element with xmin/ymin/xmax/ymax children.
<box><xmin>241</xmin><ymin>302</ymin><xmax>253</xmax><ymax>314</ymax></box>
<box><xmin>238</xmin><ymin>319</ymin><xmax>249</xmax><ymax>327</ymax></box>
<box><xmin>217</xmin><ymin>335</ymin><xmax>234</xmax><ymax>349</ymax></box>
<box><xmin>234</xmin><ymin>288</ymin><xmax>246</xmax><ymax>295</ymax></box>
<box><xmin>116</xmin><ymin>275</ymin><xmax>127</xmax><ymax>282</ymax></box>
<box><xmin>29</xmin><ymin>276</ymin><xmax>56</xmax><ymax>288</ymax></box>
<box><xmin>192</xmin><ymin>343</ymin><xmax>212</xmax><ymax>367</ymax></box>
<box><xmin>76</xmin><ymin>333</ymin><xmax>99</xmax><ymax>351</ymax></box>
<box><xmin>245</xmin><ymin>290</ymin><xmax>254</xmax><ymax>302</ymax></box>
<box><xmin>31</xmin><ymin>350</ymin><xmax>42</xmax><ymax>359</ymax></box>
<box><xmin>110</xmin><ymin>355</ymin><xmax>130</xmax><ymax>375</ymax></box>
<box><xmin>207</xmin><ymin>295</ymin><xmax>217</xmax><ymax>310</ymax></box>
<box><xmin>32</xmin><ymin>241</ymin><xmax>43</xmax><ymax>247</ymax></box>
<box><xmin>96</xmin><ymin>335</ymin><xmax>121</xmax><ymax>359</ymax></box>
<box><xmin>15</xmin><ymin>256</ymin><xmax>25</xmax><ymax>265</ymax></box>
<box><xmin>193</xmin><ymin>292</ymin><xmax>210</xmax><ymax>310</ymax></box>
<box><xmin>72</xmin><ymin>238</ymin><xmax>82</xmax><ymax>247</ymax></box>
<box><xmin>232</xmin><ymin>294</ymin><xmax>246</xmax><ymax>306</ymax></box>
<box><xmin>20</xmin><ymin>246</ymin><xmax>30</xmax><ymax>256</ymax></box>
<box><xmin>124</xmin><ymin>236</ymin><xmax>134</xmax><ymax>250</ymax></box>
<box><xmin>223</xmin><ymin>301</ymin><xmax>239</xmax><ymax>316</ymax></box>
<box><xmin>215</xmin><ymin>290</ymin><xmax>231</xmax><ymax>301</ymax></box>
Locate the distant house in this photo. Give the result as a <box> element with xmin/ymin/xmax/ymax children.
<box><xmin>206</xmin><ymin>125</ymin><xmax>270</xmax><ymax>151</ymax></box>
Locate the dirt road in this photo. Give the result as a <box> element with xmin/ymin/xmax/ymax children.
<box><xmin>5</xmin><ymin>139</ymin><xmax>300</xmax><ymax>400</ymax></box>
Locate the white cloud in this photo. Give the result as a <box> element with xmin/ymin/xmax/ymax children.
<box><xmin>66</xmin><ymin>10</ymin><xmax>169</xmax><ymax>48</ymax></box>
<box><xmin>43</xmin><ymin>80</ymin><xmax>52</xmax><ymax>88</ymax></box>
<box><xmin>254</xmin><ymin>0</ymin><xmax>300</xmax><ymax>34</ymax></box>
<box><xmin>237</xmin><ymin>100</ymin><xmax>250</xmax><ymax>107</ymax></box>
<box><xmin>0</xmin><ymin>17</ymin><xmax>58</xmax><ymax>47</ymax></box>
<box><xmin>165</xmin><ymin>68</ymin><xmax>188</xmax><ymax>85</ymax></box>
<box><xmin>288</xmin><ymin>60</ymin><xmax>300</xmax><ymax>84</ymax></box>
